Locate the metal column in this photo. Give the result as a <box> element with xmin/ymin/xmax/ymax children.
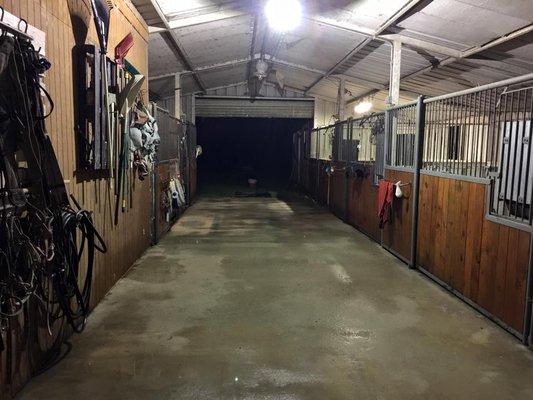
<box><xmin>525</xmin><ymin>233</ymin><xmax>533</xmax><ymax>347</ymax></box>
<box><xmin>410</xmin><ymin>96</ymin><xmax>426</xmax><ymax>269</ymax></box>
<box><xmin>150</xmin><ymin>104</ymin><xmax>159</xmax><ymax>245</ymax></box>
<box><xmin>174</xmin><ymin>73</ymin><xmax>182</xmax><ymax>119</ymax></box>
<box><xmin>389</xmin><ymin>40</ymin><xmax>402</xmax><ymax>107</ymax></box>
<box><xmin>338</xmin><ymin>77</ymin><xmax>347</xmax><ymax>121</ymax></box>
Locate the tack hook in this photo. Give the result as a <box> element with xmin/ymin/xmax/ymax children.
<box><xmin>17</xmin><ymin>18</ymin><xmax>28</xmax><ymax>34</ymax></box>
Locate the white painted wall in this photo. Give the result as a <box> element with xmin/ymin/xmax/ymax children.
<box><xmin>314</xmin><ymin>97</ymin><xmax>337</xmax><ymax>128</ymax></box>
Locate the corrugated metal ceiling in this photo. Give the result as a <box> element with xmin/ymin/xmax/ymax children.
<box><xmin>148</xmin><ymin>34</ymin><xmax>185</xmax><ymax>77</ymax></box>
<box><xmin>175</xmin><ymin>14</ymin><xmax>254</xmax><ymax>68</ymax></box>
<box><xmin>397</xmin><ymin>0</ymin><xmax>533</xmax><ymax>48</ymax></box>
<box><xmin>132</xmin><ymin>0</ymin><xmax>533</xmax><ymax>104</ymax></box>
<box><xmin>266</xmin><ymin>21</ymin><xmax>369</xmax><ymax>72</ymax></box>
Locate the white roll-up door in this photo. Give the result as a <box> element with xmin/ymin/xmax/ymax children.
<box><xmin>195</xmin><ymin>96</ymin><xmax>314</xmax><ymax>119</ymax></box>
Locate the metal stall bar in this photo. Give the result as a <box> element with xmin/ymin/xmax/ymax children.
<box><xmin>384</xmin><ymin>109</ymin><xmax>391</xmax><ymax>170</ymax></box>
<box><xmin>419</xmin><ymin>72</ymin><xmax>533</xmax><ymax>344</ymax></box>
<box><xmin>410</xmin><ymin>96</ymin><xmax>425</xmax><ymax>269</ymax></box>
<box><xmin>343</xmin><ymin>121</ymin><xmax>351</xmax><ymax>222</ymax></box>
<box><xmin>526</xmin><ymin>89</ymin><xmax>533</xmax><ymax>347</ymax></box>
<box><xmin>426</xmin><ymin>73</ymin><xmax>533</xmax><ymax>103</ymax></box>
<box><xmin>314</xmin><ymin>129</ymin><xmax>318</xmax><ymax>200</ymax></box>
<box><xmin>385</xmin><ymin>101</ymin><xmax>418</xmax><ymax>171</ymax></box>
<box><xmin>422</xmin><ymin>73</ymin><xmax>533</xmax><ymax>230</ymax></box>
<box><xmin>525</xmin><ymin>234</ymin><xmax>533</xmax><ymax>347</ymax></box>
<box><xmin>519</xmin><ymin>89</ymin><xmax>533</xmax><ymax>221</ymax></box>
<box><xmin>150</xmin><ymin>104</ymin><xmax>159</xmax><ymax>244</ymax></box>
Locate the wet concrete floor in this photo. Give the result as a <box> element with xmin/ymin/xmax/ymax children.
<box><xmin>19</xmin><ymin>195</ymin><xmax>533</xmax><ymax>399</ymax></box>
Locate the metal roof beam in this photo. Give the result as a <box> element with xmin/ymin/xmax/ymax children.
<box><xmin>168</xmin><ymin>9</ymin><xmax>247</xmax><ymax>29</ymax></box>
<box><xmin>157</xmin><ymin>80</ymin><xmax>322</xmax><ymax>100</ymax></box>
<box><xmin>246</xmin><ymin>15</ymin><xmax>259</xmax><ymax>82</ymax></box>
<box><xmin>266</xmin><ymin>57</ymin><xmax>403</xmax><ymax>92</ymax></box>
<box><xmin>304</xmin><ymin>0</ymin><xmax>433</xmax><ymax>94</ymax></box>
<box><xmin>462</xmin><ymin>23</ymin><xmax>533</xmax><ymax>58</ymax></box>
<box><xmin>310</xmin><ymin>21</ymin><xmax>465</xmax><ymax>58</ymax></box>
<box><xmin>309</xmin><ymin>17</ymin><xmax>465</xmax><ymax>57</ymax></box>
<box><xmin>149</xmin><ymin>58</ymin><xmax>254</xmax><ymax>82</ymax></box>
<box><xmin>150</xmin><ymin>55</ymin><xmax>400</xmax><ymax>97</ymax></box>
<box><xmin>142</xmin><ymin>0</ymin><xmax>249</xmax><ymax>30</ymax></box>
<box><xmin>303</xmin><ymin>37</ymin><xmax>374</xmax><ymax>95</ymax></box>
<box><xmin>148</xmin><ymin>0</ymin><xmax>206</xmax><ymax>93</ymax></box>
<box><xmin>379</xmin><ymin>34</ymin><xmax>462</xmax><ymax>58</ymax></box>
<box><xmin>346</xmin><ymin>21</ymin><xmax>533</xmax><ymax>105</ymax></box>
<box><xmin>149</xmin><ymin>10</ymin><xmax>248</xmax><ymax>31</ymax></box>
<box><xmin>306</xmin><ymin>16</ymin><xmax>375</xmax><ymax>36</ymax></box>
<box><xmin>159</xmin><ymin>31</ymin><xmax>207</xmax><ymax>93</ymax></box>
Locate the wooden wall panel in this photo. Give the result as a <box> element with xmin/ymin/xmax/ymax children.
<box><xmin>0</xmin><ymin>0</ymin><xmax>150</xmax><ymax>397</ymax></box>
<box><xmin>329</xmin><ymin>162</ymin><xmax>346</xmax><ymax>219</ymax></box>
<box><xmin>301</xmin><ymin>158</ymin><xmax>309</xmax><ymax>192</ymax></box>
<box><xmin>306</xmin><ymin>159</ymin><xmax>317</xmax><ymax>198</ymax></box>
<box><xmin>382</xmin><ymin>169</ymin><xmax>414</xmax><ymax>262</ymax></box>
<box><xmin>155</xmin><ymin>163</ymin><xmax>171</xmax><ymax>238</ymax></box>
<box><xmin>417</xmin><ymin>174</ymin><xmax>531</xmax><ymax>334</ymax></box>
<box><xmin>346</xmin><ymin>166</ymin><xmax>380</xmax><ymax>242</ymax></box>
<box><xmin>317</xmin><ymin>160</ymin><xmax>329</xmax><ymax>205</ymax></box>
<box><xmin>190</xmin><ymin>159</ymin><xmax>198</xmax><ymax>200</ymax></box>
<box><xmin>304</xmin><ymin>158</ymin><xmax>531</xmax><ymax>339</ymax></box>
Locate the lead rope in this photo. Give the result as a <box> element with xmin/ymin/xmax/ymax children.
<box><xmin>0</xmin><ymin>31</ymin><xmax>106</xmax><ymax>370</ymax></box>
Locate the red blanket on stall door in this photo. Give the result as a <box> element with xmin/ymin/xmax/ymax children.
<box><xmin>378</xmin><ymin>180</ymin><xmax>394</xmax><ymax>228</ymax></box>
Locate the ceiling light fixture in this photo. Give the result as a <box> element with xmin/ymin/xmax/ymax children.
<box><xmin>354</xmin><ymin>101</ymin><xmax>373</xmax><ymax>114</ymax></box>
<box><xmin>265</xmin><ymin>0</ymin><xmax>302</xmax><ymax>32</ymax></box>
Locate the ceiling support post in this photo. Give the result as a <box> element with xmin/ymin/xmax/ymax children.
<box><xmin>337</xmin><ymin>77</ymin><xmax>347</xmax><ymax>121</ymax></box>
<box><xmin>174</xmin><ymin>73</ymin><xmax>182</xmax><ymax>119</ymax></box>
<box><xmin>389</xmin><ymin>40</ymin><xmax>402</xmax><ymax>107</ymax></box>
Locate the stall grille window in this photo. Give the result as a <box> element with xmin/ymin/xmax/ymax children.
<box><xmin>423</xmin><ymin>90</ymin><xmax>497</xmax><ymax>178</ymax></box>
<box><xmin>447</xmin><ymin>125</ymin><xmax>461</xmax><ymax>160</ymax></box>
<box><xmin>491</xmin><ymin>118</ymin><xmax>533</xmax><ymax>225</ymax></box>
<box><xmin>386</xmin><ymin>104</ymin><xmax>417</xmax><ymax>169</ymax></box>
<box><xmin>487</xmin><ymin>85</ymin><xmax>533</xmax><ymax>227</ymax></box>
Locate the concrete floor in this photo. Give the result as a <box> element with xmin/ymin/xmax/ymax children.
<box><xmin>19</xmin><ymin>194</ymin><xmax>533</xmax><ymax>399</ymax></box>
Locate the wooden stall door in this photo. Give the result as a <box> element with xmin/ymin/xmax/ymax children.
<box><xmin>307</xmin><ymin>159</ymin><xmax>317</xmax><ymax>200</ymax></box>
<box><xmin>330</xmin><ymin>162</ymin><xmax>347</xmax><ymax>220</ymax></box>
<box><xmin>317</xmin><ymin>160</ymin><xmax>330</xmax><ymax>205</ymax></box>
<box><xmin>382</xmin><ymin>169</ymin><xmax>414</xmax><ymax>263</ymax></box>
<box><xmin>417</xmin><ymin>174</ymin><xmax>531</xmax><ymax>336</ymax></box>
<box><xmin>346</xmin><ymin>165</ymin><xmax>381</xmax><ymax>242</ymax></box>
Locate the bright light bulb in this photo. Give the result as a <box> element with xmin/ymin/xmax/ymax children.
<box><xmin>354</xmin><ymin>101</ymin><xmax>373</xmax><ymax>114</ymax></box>
<box><xmin>265</xmin><ymin>0</ymin><xmax>302</xmax><ymax>32</ymax></box>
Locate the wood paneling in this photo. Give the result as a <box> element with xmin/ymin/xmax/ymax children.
<box><xmin>304</xmin><ymin>158</ymin><xmax>531</xmax><ymax>337</ymax></box>
<box><xmin>189</xmin><ymin>159</ymin><xmax>198</xmax><ymax>200</ymax></box>
<box><xmin>155</xmin><ymin>162</ymin><xmax>171</xmax><ymax>239</ymax></box>
<box><xmin>417</xmin><ymin>174</ymin><xmax>530</xmax><ymax>334</ymax></box>
<box><xmin>0</xmin><ymin>0</ymin><xmax>150</xmax><ymax>397</ymax></box>
<box><xmin>383</xmin><ymin>169</ymin><xmax>414</xmax><ymax>262</ymax></box>
<box><xmin>346</xmin><ymin>165</ymin><xmax>380</xmax><ymax>242</ymax></box>
<box><xmin>317</xmin><ymin>160</ymin><xmax>329</xmax><ymax>206</ymax></box>
<box><xmin>329</xmin><ymin>162</ymin><xmax>346</xmax><ymax>219</ymax></box>
<box><xmin>307</xmin><ymin>159</ymin><xmax>317</xmax><ymax>197</ymax></box>
<box><xmin>300</xmin><ymin>158</ymin><xmax>310</xmax><ymax>192</ymax></box>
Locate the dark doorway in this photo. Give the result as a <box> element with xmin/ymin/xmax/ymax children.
<box><xmin>196</xmin><ymin>117</ymin><xmax>311</xmax><ymax>193</ymax></box>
